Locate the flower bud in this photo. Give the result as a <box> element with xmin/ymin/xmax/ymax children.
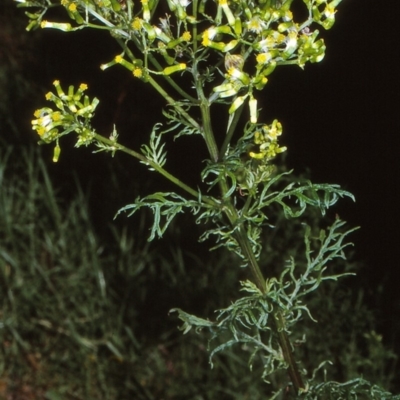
<box><xmin>249</xmin><ymin>96</ymin><xmax>257</xmax><ymax>124</ymax></box>
<box><xmin>229</xmin><ymin>95</ymin><xmax>248</xmax><ymax>114</ymax></box>
<box><xmin>40</xmin><ymin>21</ymin><xmax>72</xmax><ymax>31</ymax></box>
<box><xmin>219</xmin><ymin>0</ymin><xmax>235</xmax><ymax>26</ymax></box>
<box><xmin>163</xmin><ymin>63</ymin><xmax>187</xmax><ymax>75</ymax></box>
<box><xmin>53</xmin><ymin>142</ymin><xmax>61</xmax><ymax>162</ymax></box>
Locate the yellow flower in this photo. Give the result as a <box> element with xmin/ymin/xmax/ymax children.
<box><xmin>181</xmin><ymin>31</ymin><xmax>191</xmax><ymax>42</ymax></box>
<box><xmin>132</xmin><ymin>18</ymin><xmax>143</xmax><ymax>31</ymax></box>
<box><xmin>68</xmin><ymin>3</ymin><xmax>77</xmax><ymax>12</ymax></box>
<box><xmin>79</xmin><ymin>83</ymin><xmax>88</xmax><ymax>91</ymax></box>
<box><xmin>256</xmin><ymin>53</ymin><xmax>271</xmax><ymax>65</ymax></box>
<box><xmin>115</xmin><ymin>55</ymin><xmax>123</xmax><ymax>63</ymax></box>
<box><xmin>324</xmin><ymin>5</ymin><xmax>336</xmax><ymax>19</ymax></box>
<box><xmin>37</xmin><ymin>127</ymin><xmax>46</xmax><ymax>137</ymax></box>
<box><xmin>52</xmin><ymin>112</ymin><xmax>61</xmax><ymax>121</ymax></box>
<box><xmin>201</xmin><ymin>27</ymin><xmax>217</xmax><ymax>47</ymax></box>
<box><xmin>247</xmin><ymin>16</ymin><xmax>266</xmax><ymax>34</ymax></box>
<box><xmin>133</xmin><ymin>67</ymin><xmax>143</xmax><ymax>78</ymax></box>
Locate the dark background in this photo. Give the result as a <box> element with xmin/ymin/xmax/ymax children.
<box><xmin>2</xmin><ymin>0</ymin><xmax>399</xmax><ymax>354</ymax></box>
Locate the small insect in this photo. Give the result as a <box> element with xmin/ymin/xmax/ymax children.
<box><xmin>224</xmin><ymin>53</ymin><xmax>244</xmax><ymax>72</ymax></box>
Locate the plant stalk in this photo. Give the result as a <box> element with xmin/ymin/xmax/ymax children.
<box><xmin>92</xmin><ymin>133</ymin><xmax>217</xmax><ymax>207</ymax></box>
<box><xmin>197</xmin><ymin>101</ymin><xmax>305</xmax><ymax>393</ymax></box>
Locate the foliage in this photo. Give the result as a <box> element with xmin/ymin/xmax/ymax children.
<box><xmin>12</xmin><ymin>0</ymin><xmax>399</xmax><ymax>397</ymax></box>
<box><xmin>0</xmin><ymin>149</ymin><xmax>398</xmax><ymax>398</ymax></box>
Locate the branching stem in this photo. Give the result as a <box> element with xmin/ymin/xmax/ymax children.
<box><xmin>92</xmin><ymin>133</ymin><xmax>217</xmax><ymax>207</ymax></box>
<box><xmin>195</xmin><ymin>86</ymin><xmax>305</xmax><ymax>393</ymax></box>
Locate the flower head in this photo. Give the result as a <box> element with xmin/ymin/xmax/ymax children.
<box><xmin>181</xmin><ymin>31</ymin><xmax>191</xmax><ymax>42</ymax></box>
<box><xmin>133</xmin><ymin>67</ymin><xmax>143</xmax><ymax>78</ymax></box>
<box><xmin>246</xmin><ymin>16</ymin><xmax>267</xmax><ymax>34</ymax></box>
<box><xmin>132</xmin><ymin>18</ymin><xmax>143</xmax><ymax>31</ymax></box>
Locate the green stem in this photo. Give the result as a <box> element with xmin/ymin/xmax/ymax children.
<box><xmin>147</xmin><ymin>76</ymin><xmax>201</xmax><ymax>132</ymax></box>
<box><xmin>197</xmin><ymin>98</ymin><xmax>305</xmax><ymax>392</ymax></box>
<box><xmin>200</xmin><ymin>102</ymin><xmax>219</xmax><ymax>162</ymax></box>
<box><xmin>116</xmin><ymin>36</ymin><xmax>197</xmax><ymax>103</ymax></box>
<box><xmin>219</xmin><ymin>101</ymin><xmax>245</xmax><ymax>160</ymax></box>
<box><xmin>275</xmin><ymin>312</ymin><xmax>305</xmax><ymax>393</ymax></box>
<box><xmin>193</xmin><ymin>64</ymin><xmax>220</xmax><ymax>162</ymax></box>
<box><xmin>233</xmin><ymin>208</ymin><xmax>305</xmax><ymax>393</ymax></box>
<box><xmin>192</xmin><ymin>0</ymin><xmax>198</xmax><ymax>53</ymax></box>
<box><xmin>92</xmin><ymin>133</ymin><xmax>216</xmax><ymax>207</ymax></box>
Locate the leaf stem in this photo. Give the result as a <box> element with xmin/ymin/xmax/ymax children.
<box><xmin>93</xmin><ymin>133</ymin><xmax>216</xmax><ymax>207</ymax></box>
<box><xmin>193</xmin><ymin>64</ymin><xmax>220</xmax><ymax>162</ymax></box>
<box><xmin>219</xmin><ymin>102</ymin><xmax>245</xmax><ymax>160</ymax></box>
<box><xmin>275</xmin><ymin>312</ymin><xmax>305</xmax><ymax>393</ymax></box>
<box><xmin>197</xmin><ymin>101</ymin><xmax>305</xmax><ymax>392</ymax></box>
<box><xmin>147</xmin><ymin>76</ymin><xmax>201</xmax><ymax>131</ymax></box>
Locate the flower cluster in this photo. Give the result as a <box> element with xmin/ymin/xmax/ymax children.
<box><xmin>26</xmin><ymin>0</ymin><xmax>341</xmax><ymax>98</ymax></box>
<box><xmin>32</xmin><ymin>81</ymin><xmax>99</xmax><ymax>160</ymax></box>
<box><xmin>249</xmin><ymin>120</ymin><xmax>287</xmax><ymax>161</ymax></box>
<box><xmin>24</xmin><ymin>0</ymin><xmax>342</xmax><ymax>164</ymax></box>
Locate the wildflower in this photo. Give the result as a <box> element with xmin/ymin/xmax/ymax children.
<box><xmin>227</xmin><ymin>67</ymin><xmax>250</xmax><ymax>85</ymax></box>
<box><xmin>132</xmin><ymin>18</ymin><xmax>143</xmax><ymax>31</ymax></box>
<box><xmin>283</xmin><ymin>10</ymin><xmax>293</xmax><ymax>22</ymax></box>
<box><xmin>202</xmin><ymin>27</ymin><xmax>217</xmax><ymax>47</ymax></box>
<box><xmin>37</xmin><ymin>126</ymin><xmax>46</xmax><ymax>137</ymax></box>
<box><xmin>52</xmin><ymin>112</ymin><xmax>62</xmax><ymax>122</ymax></box>
<box><xmin>246</xmin><ymin>15</ymin><xmax>267</xmax><ymax>34</ymax></box>
<box><xmin>114</xmin><ymin>55</ymin><xmax>134</xmax><ymax>70</ymax></box>
<box><xmin>133</xmin><ymin>67</ymin><xmax>143</xmax><ymax>78</ymax></box>
<box><xmin>283</xmin><ymin>31</ymin><xmax>298</xmax><ymax>57</ymax></box>
<box><xmin>181</xmin><ymin>31</ymin><xmax>191</xmax><ymax>42</ymax></box>
<box><xmin>324</xmin><ymin>4</ymin><xmax>336</xmax><ymax>19</ymax></box>
<box><xmin>255</xmin><ymin>31</ymin><xmax>286</xmax><ymax>52</ymax></box>
<box><xmin>256</xmin><ymin>52</ymin><xmax>271</xmax><ymax>65</ymax></box>
<box><xmin>249</xmin><ymin>120</ymin><xmax>286</xmax><ymax>160</ymax></box>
